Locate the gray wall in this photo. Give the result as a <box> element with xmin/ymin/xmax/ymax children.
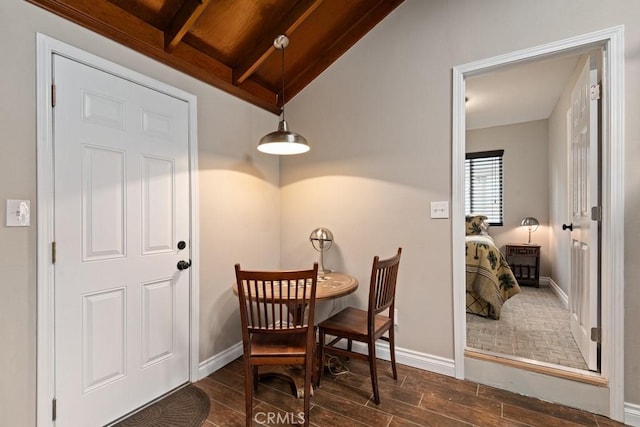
<box><xmin>280</xmin><ymin>0</ymin><xmax>640</xmax><ymax>413</ymax></box>
<box><xmin>467</xmin><ymin>120</ymin><xmax>551</xmax><ymax>277</ymax></box>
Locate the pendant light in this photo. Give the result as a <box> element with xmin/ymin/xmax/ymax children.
<box><xmin>258</xmin><ymin>35</ymin><xmax>310</xmax><ymax>155</ymax></box>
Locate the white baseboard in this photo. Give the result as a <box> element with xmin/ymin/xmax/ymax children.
<box><xmin>198</xmin><ymin>342</ymin><xmax>243</xmax><ymax>379</ymax></box>
<box><xmin>544</xmin><ymin>276</ymin><xmax>569</xmax><ymax>309</ymax></box>
<box><xmin>625</xmin><ymin>402</ymin><xmax>640</xmax><ymax>426</ymax></box>
<box><xmin>348</xmin><ymin>341</ymin><xmax>456</xmax><ymax>377</ymax></box>
<box><xmin>199</xmin><ymin>339</ymin><xmax>456</xmax><ymax>381</ymax></box>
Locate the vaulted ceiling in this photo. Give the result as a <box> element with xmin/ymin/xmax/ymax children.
<box><xmin>28</xmin><ymin>0</ymin><xmax>404</xmax><ymax>114</ymax></box>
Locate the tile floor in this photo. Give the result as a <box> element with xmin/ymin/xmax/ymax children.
<box><xmin>466</xmin><ymin>285</ymin><xmax>589</xmax><ymax>370</ymax></box>
<box><xmin>194</xmin><ymin>356</ymin><xmax>622</xmax><ymax>426</ymax></box>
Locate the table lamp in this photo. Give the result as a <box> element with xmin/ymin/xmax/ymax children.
<box><xmin>521</xmin><ymin>217</ymin><xmax>539</xmax><ymax>244</ymax></box>
<box><xmin>309</xmin><ymin>227</ymin><xmax>333</xmax><ymax>277</ymax></box>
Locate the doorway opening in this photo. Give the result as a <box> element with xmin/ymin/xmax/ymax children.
<box><xmin>464</xmin><ymin>49</ymin><xmax>600</xmax><ymax>373</ymax></box>
<box><xmin>452</xmin><ymin>26</ymin><xmax>624</xmax><ymax>420</ymax></box>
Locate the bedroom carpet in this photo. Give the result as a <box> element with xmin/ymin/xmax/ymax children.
<box><xmin>466</xmin><ymin>284</ymin><xmax>589</xmax><ymax>370</ymax></box>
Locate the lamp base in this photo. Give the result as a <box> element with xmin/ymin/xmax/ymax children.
<box><xmin>318</xmin><ymin>268</ymin><xmax>332</xmax><ymax>279</ymax></box>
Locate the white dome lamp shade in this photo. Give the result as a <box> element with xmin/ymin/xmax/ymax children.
<box><xmin>258</xmin><ymin>35</ymin><xmax>310</xmax><ymax>155</ymax></box>
<box><xmin>520</xmin><ymin>217</ymin><xmax>540</xmax><ymax>244</ymax></box>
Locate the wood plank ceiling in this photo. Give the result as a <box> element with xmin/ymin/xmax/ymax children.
<box><xmin>27</xmin><ymin>0</ymin><xmax>404</xmax><ymax>114</ymax></box>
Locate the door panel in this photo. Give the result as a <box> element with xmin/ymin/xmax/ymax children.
<box><xmin>568</xmin><ymin>57</ymin><xmax>599</xmax><ymax>371</ymax></box>
<box><xmin>82</xmin><ymin>287</ymin><xmax>126</xmax><ymax>392</ymax></box>
<box><xmin>82</xmin><ymin>146</ymin><xmax>126</xmax><ymax>260</ymax></box>
<box><xmin>53</xmin><ymin>54</ymin><xmax>191</xmax><ymax>426</ymax></box>
<box><xmin>142</xmin><ymin>155</ymin><xmax>176</xmax><ymax>254</ymax></box>
<box><xmin>141</xmin><ymin>278</ymin><xmax>177</xmax><ymax>367</ymax></box>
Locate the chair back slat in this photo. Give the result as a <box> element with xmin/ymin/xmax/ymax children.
<box><xmin>368</xmin><ymin>248</ymin><xmax>402</xmax><ymax>319</ymax></box>
<box><xmin>235</xmin><ymin>264</ymin><xmax>319</xmax><ymax>338</ymax></box>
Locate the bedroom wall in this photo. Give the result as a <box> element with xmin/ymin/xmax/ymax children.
<box><xmin>280</xmin><ymin>0</ymin><xmax>640</xmax><ymax>414</ymax></box>
<box><xmin>466</xmin><ymin>120</ymin><xmax>551</xmax><ymax>277</ymax></box>
<box><xmin>0</xmin><ymin>1</ymin><xmax>281</xmax><ymax>426</ymax></box>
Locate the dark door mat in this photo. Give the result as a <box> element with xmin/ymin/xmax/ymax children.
<box><xmin>113</xmin><ymin>384</ymin><xmax>210</xmax><ymax>427</ymax></box>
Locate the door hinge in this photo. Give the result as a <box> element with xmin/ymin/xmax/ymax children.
<box><xmin>590</xmin><ymin>84</ymin><xmax>600</xmax><ymax>101</ymax></box>
<box><xmin>591</xmin><ymin>327</ymin><xmax>601</xmax><ymax>343</ymax></box>
<box><xmin>52</xmin><ymin>84</ymin><xmax>56</xmax><ymax>107</ymax></box>
<box><xmin>52</xmin><ymin>398</ymin><xmax>57</xmax><ymax>421</ymax></box>
<box><xmin>591</xmin><ymin>206</ymin><xmax>602</xmax><ymax>221</ymax></box>
<box><xmin>52</xmin><ymin>241</ymin><xmax>56</xmax><ymax>264</ymax></box>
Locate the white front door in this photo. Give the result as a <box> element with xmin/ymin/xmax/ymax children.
<box><xmin>53</xmin><ymin>54</ymin><xmax>191</xmax><ymax>425</ymax></box>
<box><xmin>568</xmin><ymin>56</ymin><xmax>599</xmax><ymax>371</ymax></box>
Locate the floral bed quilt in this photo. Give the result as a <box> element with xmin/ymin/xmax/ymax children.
<box><xmin>465</xmin><ymin>234</ymin><xmax>520</xmax><ymax>319</ymax></box>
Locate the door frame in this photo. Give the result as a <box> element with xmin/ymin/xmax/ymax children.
<box><xmin>452</xmin><ymin>26</ymin><xmax>624</xmax><ymax>420</ymax></box>
<box><xmin>35</xmin><ymin>34</ymin><xmax>201</xmax><ymax>426</ymax></box>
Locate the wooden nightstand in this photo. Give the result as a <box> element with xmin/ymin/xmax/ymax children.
<box><xmin>505</xmin><ymin>244</ymin><xmax>541</xmax><ymax>287</ymax></box>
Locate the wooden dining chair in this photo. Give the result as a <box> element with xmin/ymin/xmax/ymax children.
<box><xmin>234</xmin><ymin>263</ymin><xmax>319</xmax><ymax>427</ymax></box>
<box><xmin>317</xmin><ymin>248</ymin><xmax>402</xmax><ymax>404</ymax></box>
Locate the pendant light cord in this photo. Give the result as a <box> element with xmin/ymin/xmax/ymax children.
<box><xmin>280</xmin><ymin>41</ymin><xmax>286</xmax><ymax>121</ymax></box>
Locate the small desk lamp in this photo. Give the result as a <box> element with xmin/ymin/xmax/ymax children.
<box><xmin>309</xmin><ymin>227</ymin><xmax>333</xmax><ymax>277</ymax></box>
<box><xmin>521</xmin><ymin>217</ymin><xmax>539</xmax><ymax>244</ymax></box>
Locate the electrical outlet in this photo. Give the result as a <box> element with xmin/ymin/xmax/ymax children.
<box><xmin>394</xmin><ymin>308</ymin><xmax>398</xmax><ymax>326</ymax></box>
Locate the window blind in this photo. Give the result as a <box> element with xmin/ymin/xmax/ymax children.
<box><xmin>465</xmin><ymin>150</ymin><xmax>504</xmax><ymax>225</ymax></box>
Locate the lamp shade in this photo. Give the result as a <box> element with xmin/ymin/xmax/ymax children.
<box><xmin>309</xmin><ymin>227</ymin><xmax>334</xmax><ymax>277</ymax></box>
<box><xmin>521</xmin><ymin>217</ymin><xmax>539</xmax><ymax>244</ymax></box>
<box><xmin>520</xmin><ymin>217</ymin><xmax>540</xmax><ymax>231</ymax></box>
<box><xmin>258</xmin><ymin>120</ymin><xmax>309</xmax><ymax>155</ymax></box>
<box><xmin>309</xmin><ymin>227</ymin><xmax>333</xmax><ymax>249</ymax></box>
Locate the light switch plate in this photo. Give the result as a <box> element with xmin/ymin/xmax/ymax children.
<box><xmin>6</xmin><ymin>199</ymin><xmax>30</xmax><ymax>227</ymax></box>
<box><xmin>430</xmin><ymin>201</ymin><xmax>449</xmax><ymax>219</ymax></box>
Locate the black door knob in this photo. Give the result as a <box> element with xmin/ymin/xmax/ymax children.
<box><xmin>562</xmin><ymin>223</ymin><xmax>573</xmax><ymax>231</ymax></box>
<box><xmin>177</xmin><ymin>259</ymin><xmax>191</xmax><ymax>270</ymax></box>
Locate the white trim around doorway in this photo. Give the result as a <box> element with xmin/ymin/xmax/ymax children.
<box><xmin>452</xmin><ymin>26</ymin><xmax>624</xmax><ymax>421</ymax></box>
<box><xmin>35</xmin><ymin>33</ymin><xmax>200</xmax><ymax>427</ymax></box>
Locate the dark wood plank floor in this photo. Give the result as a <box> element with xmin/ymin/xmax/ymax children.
<box><xmin>194</xmin><ymin>357</ymin><xmax>625</xmax><ymax>426</ymax></box>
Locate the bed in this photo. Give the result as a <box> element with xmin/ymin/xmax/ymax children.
<box><xmin>465</xmin><ymin>215</ymin><xmax>520</xmax><ymax>319</ymax></box>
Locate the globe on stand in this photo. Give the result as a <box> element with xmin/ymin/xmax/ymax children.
<box><xmin>309</xmin><ymin>227</ymin><xmax>334</xmax><ymax>279</ymax></box>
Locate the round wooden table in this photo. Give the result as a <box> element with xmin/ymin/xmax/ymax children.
<box><xmin>314</xmin><ymin>272</ymin><xmax>359</xmax><ymax>300</ymax></box>
<box><xmin>232</xmin><ymin>271</ymin><xmax>358</xmax><ymax>300</ymax></box>
<box><xmin>233</xmin><ymin>271</ymin><xmax>358</xmax><ymax>397</ymax></box>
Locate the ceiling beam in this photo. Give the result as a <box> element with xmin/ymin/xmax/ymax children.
<box><xmin>25</xmin><ymin>0</ymin><xmax>403</xmax><ymax>115</ymax></box>
<box><xmin>232</xmin><ymin>0</ymin><xmax>324</xmax><ymax>87</ymax></box>
<box><xmin>26</xmin><ymin>0</ymin><xmax>163</xmax><ymax>47</ymax></box>
<box><xmin>164</xmin><ymin>0</ymin><xmax>212</xmax><ymax>53</ymax></box>
<box><xmin>285</xmin><ymin>0</ymin><xmax>404</xmax><ymax>101</ymax></box>
<box><xmin>26</xmin><ymin>0</ymin><xmax>281</xmax><ymax>114</ymax></box>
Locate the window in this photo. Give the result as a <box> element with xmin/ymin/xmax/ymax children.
<box><xmin>465</xmin><ymin>150</ymin><xmax>504</xmax><ymax>225</ymax></box>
